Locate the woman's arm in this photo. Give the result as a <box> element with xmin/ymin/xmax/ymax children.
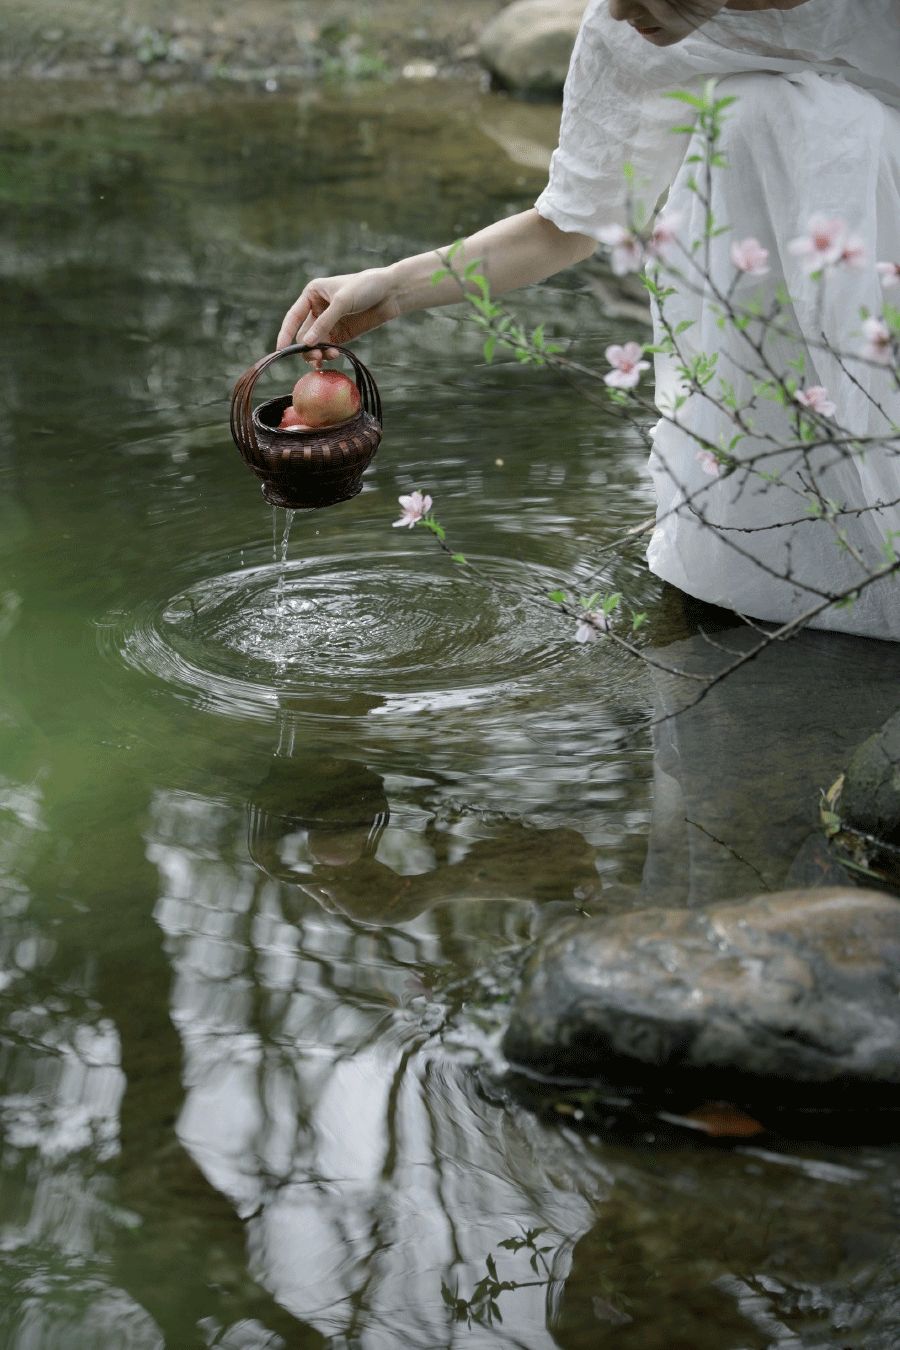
<box><xmin>276</xmin><ymin>207</ymin><xmax>597</xmax><ymax>351</ymax></box>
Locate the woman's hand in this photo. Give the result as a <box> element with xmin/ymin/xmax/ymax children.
<box><xmin>276</xmin><ymin>266</ymin><xmax>400</xmax><ymax>359</ymax></box>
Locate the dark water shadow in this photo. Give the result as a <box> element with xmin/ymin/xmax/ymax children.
<box><xmin>642</xmin><ymin>597</ymin><xmax>900</xmax><ymax>907</ymax></box>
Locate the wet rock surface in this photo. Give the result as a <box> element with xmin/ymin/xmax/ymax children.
<box><xmin>840</xmin><ymin>710</ymin><xmax>900</xmax><ymax>847</ymax></box>
<box><xmin>504</xmin><ymin>888</ymin><xmax>900</xmax><ymax>1100</ymax></box>
<box><xmin>478</xmin><ymin>0</ymin><xmax>586</xmax><ymax>95</ymax></box>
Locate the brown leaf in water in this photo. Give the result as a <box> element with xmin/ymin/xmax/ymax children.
<box><xmin>660</xmin><ymin>1101</ymin><xmax>766</xmax><ymax>1137</ymax></box>
<box><xmin>685</xmin><ymin>1102</ymin><xmax>765</xmax><ymax>1137</ymax></box>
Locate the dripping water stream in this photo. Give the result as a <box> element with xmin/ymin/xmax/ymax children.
<box><xmin>273</xmin><ymin>507</ymin><xmax>297</xmax><ymax>622</ymax></box>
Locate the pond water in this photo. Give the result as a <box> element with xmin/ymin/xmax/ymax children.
<box><xmin>1</xmin><ymin>79</ymin><xmax>898</xmax><ymax>1349</ymax></box>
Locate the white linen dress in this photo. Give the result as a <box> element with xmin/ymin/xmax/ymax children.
<box><xmin>535</xmin><ymin>0</ymin><xmax>900</xmax><ymax>639</ymax></box>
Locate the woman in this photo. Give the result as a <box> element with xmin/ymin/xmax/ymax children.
<box><xmin>277</xmin><ymin>0</ymin><xmax>900</xmax><ymax>639</ymax></box>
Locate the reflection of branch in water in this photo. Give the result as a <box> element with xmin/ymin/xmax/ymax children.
<box><xmin>100</xmin><ymin>876</ymin><xmax>328</xmax><ymax>1347</ymax></box>
<box><xmin>684</xmin><ymin>816</ymin><xmax>772</xmax><ymax>891</ymax></box>
<box><xmin>441</xmin><ymin>1227</ymin><xmax>556</xmax><ymax>1330</ymax></box>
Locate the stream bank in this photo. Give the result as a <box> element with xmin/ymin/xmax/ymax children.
<box><xmin>1</xmin><ymin>0</ymin><xmax>505</xmax><ymax>88</ymax></box>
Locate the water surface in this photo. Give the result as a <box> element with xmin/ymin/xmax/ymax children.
<box><xmin>1</xmin><ymin>78</ymin><xmax>898</xmax><ymax>1349</ymax></box>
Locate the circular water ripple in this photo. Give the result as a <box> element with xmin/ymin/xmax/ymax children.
<box><xmin>116</xmin><ymin>548</ymin><xmax>582</xmax><ymax>722</ymax></box>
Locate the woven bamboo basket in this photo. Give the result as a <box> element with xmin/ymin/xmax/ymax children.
<box><xmin>230</xmin><ymin>343</ymin><xmax>383</xmax><ymax>509</ymax></box>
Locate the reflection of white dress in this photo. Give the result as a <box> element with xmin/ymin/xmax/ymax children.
<box><xmin>536</xmin><ymin>0</ymin><xmax>900</xmax><ymax>639</ymax></box>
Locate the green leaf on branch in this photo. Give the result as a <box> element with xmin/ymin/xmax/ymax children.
<box><xmin>548</xmin><ymin>589</ymin><xmax>567</xmax><ymax>604</ymax></box>
<box><xmin>663</xmin><ymin>90</ymin><xmax>706</xmax><ymax>109</ymax></box>
<box><xmin>469</xmin><ymin>295</ymin><xmax>497</xmax><ymax>318</ymax></box>
<box><xmin>641</xmin><ymin>276</ymin><xmax>676</xmax><ymax>300</ymax></box>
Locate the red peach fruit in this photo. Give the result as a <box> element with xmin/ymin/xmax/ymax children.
<box><xmin>278</xmin><ymin>406</ymin><xmax>313</xmax><ymax>431</ymax></box>
<box><xmin>291</xmin><ymin>369</ymin><xmax>361</xmax><ymax>428</ymax></box>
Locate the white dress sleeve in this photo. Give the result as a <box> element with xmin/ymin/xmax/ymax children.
<box><xmin>535</xmin><ymin>0</ymin><xmax>702</xmax><ymax>235</ymax></box>
<box><xmin>535</xmin><ymin>0</ymin><xmax>900</xmax><ymax>237</ymax></box>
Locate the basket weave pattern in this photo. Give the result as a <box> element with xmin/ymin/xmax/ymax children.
<box><xmin>230</xmin><ymin>344</ymin><xmax>383</xmax><ymax>509</ymax></box>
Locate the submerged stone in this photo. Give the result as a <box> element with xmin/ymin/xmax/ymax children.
<box><xmin>840</xmin><ymin>710</ymin><xmax>900</xmax><ymax>848</ymax></box>
<box><xmin>503</xmin><ymin>888</ymin><xmax>900</xmax><ymax>1101</ymax></box>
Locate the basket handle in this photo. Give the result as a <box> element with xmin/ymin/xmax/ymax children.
<box><xmin>230</xmin><ymin>344</ymin><xmax>383</xmax><ymax>471</ymax></box>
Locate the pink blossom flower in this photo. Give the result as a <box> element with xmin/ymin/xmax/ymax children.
<box><xmin>795</xmin><ymin>385</ymin><xmax>836</xmax><ymax>418</ymax></box>
<box><xmin>574</xmin><ymin>611</ymin><xmax>610</xmax><ymax>643</ymax></box>
<box><xmin>877</xmin><ymin>261</ymin><xmax>900</xmax><ymax>289</ymax></box>
<box><xmin>839</xmin><ymin>233</ymin><xmax>866</xmax><ymax>267</ymax></box>
<box><xmin>392</xmin><ymin>490</ymin><xmax>433</xmax><ymax>528</ymax></box>
<box><xmin>604</xmin><ymin>341</ymin><xmax>650</xmax><ymax>390</ymax></box>
<box><xmin>597</xmin><ymin>223</ymin><xmax>644</xmax><ymax>276</ymax></box>
<box><xmin>787</xmin><ymin>215</ymin><xmax>848</xmax><ymax>274</ymax></box>
<box><xmin>730</xmin><ymin>237</ymin><xmax>770</xmax><ymax>276</ymax></box>
<box><xmin>694</xmin><ymin>449</ymin><xmax>721</xmax><ymax>478</ymax></box>
<box><xmin>647</xmin><ymin>208</ymin><xmax>683</xmax><ymax>264</ymax></box>
<box><xmin>861</xmin><ymin>317</ymin><xmax>893</xmax><ymax>365</ymax></box>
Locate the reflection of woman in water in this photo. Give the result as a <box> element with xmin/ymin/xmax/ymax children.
<box><xmin>248</xmin><ymin>747</ymin><xmax>600</xmax><ymax>923</ymax></box>
<box><xmin>278</xmin><ymin>0</ymin><xmax>900</xmax><ymax>640</ymax></box>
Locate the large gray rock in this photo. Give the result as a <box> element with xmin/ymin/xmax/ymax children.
<box><xmin>478</xmin><ymin>0</ymin><xmax>587</xmax><ymax>96</ymax></box>
<box><xmin>840</xmin><ymin>710</ymin><xmax>900</xmax><ymax>847</ymax></box>
<box><xmin>503</xmin><ymin>888</ymin><xmax>900</xmax><ymax>1100</ymax></box>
